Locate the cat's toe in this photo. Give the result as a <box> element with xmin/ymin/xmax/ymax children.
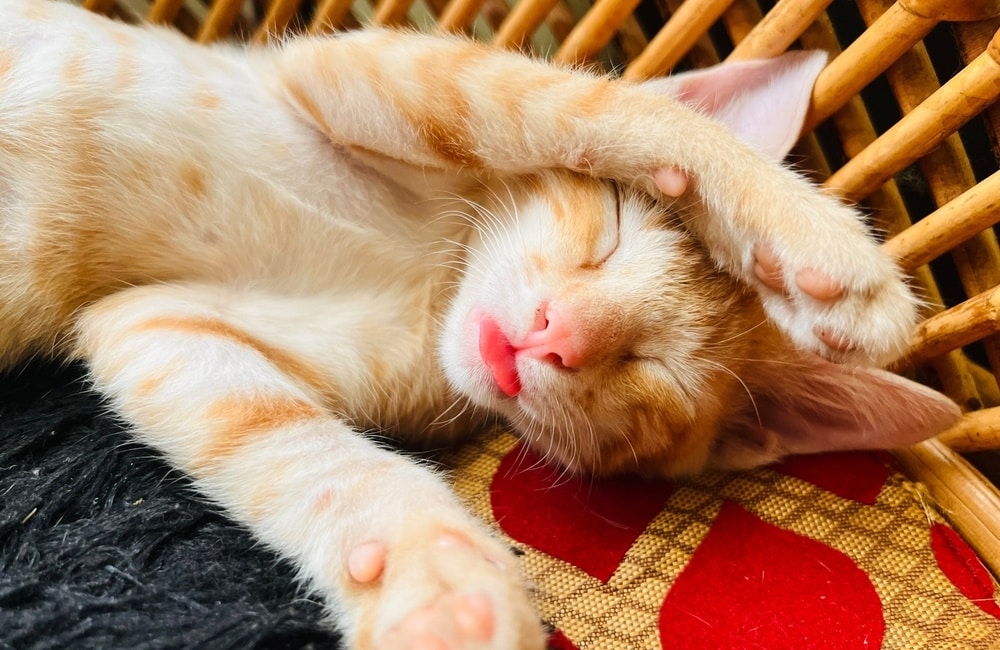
<box><xmin>349</xmin><ymin>540</ymin><xmax>388</xmax><ymax>583</ymax></box>
<box><xmin>752</xmin><ymin>244</ymin><xmax>788</xmax><ymax>294</ymax></box>
<box><xmin>794</xmin><ymin>268</ymin><xmax>844</xmax><ymax>301</ymax></box>
<box><xmin>379</xmin><ymin>590</ymin><xmax>495</xmax><ymax>650</ymax></box>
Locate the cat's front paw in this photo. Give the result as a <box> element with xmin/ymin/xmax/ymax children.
<box><xmin>748</xmin><ymin>225</ymin><xmax>918</xmax><ymax>367</ymax></box>
<box><xmin>351</xmin><ymin>522</ymin><xmax>545</xmax><ymax>650</ymax></box>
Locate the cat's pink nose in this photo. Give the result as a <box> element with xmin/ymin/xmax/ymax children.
<box><xmin>518</xmin><ymin>304</ymin><xmax>584</xmax><ymax>369</ymax></box>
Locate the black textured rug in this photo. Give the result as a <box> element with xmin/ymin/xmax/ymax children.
<box><xmin>0</xmin><ymin>362</ymin><xmax>342</xmax><ymax>650</ymax></box>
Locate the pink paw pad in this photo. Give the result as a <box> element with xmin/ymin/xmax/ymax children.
<box><xmin>653</xmin><ymin>166</ymin><xmax>689</xmax><ymax>197</ymax></box>
<box><xmin>795</xmin><ymin>268</ymin><xmax>845</xmax><ymax>301</ymax></box>
<box><xmin>381</xmin><ymin>591</ymin><xmax>496</xmax><ymax>649</ymax></box>
<box><xmin>752</xmin><ymin>244</ymin><xmax>787</xmax><ymax>293</ymax></box>
<box><xmin>753</xmin><ymin>245</ymin><xmax>845</xmax><ymax>301</ymax></box>
<box><xmin>455</xmin><ymin>592</ymin><xmax>496</xmax><ymax>640</ymax></box>
<box><xmin>349</xmin><ymin>540</ymin><xmax>388</xmax><ymax>584</ymax></box>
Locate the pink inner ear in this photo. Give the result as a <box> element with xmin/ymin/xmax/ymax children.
<box><xmin>752</xmin><ymin>354</ymin><xmax>960</xmax><ymax>456</ymax></box>
<box><xmin>641</xmin><ymin>51</ymin><xmax>828</xmax><ymax>162</ymax></box>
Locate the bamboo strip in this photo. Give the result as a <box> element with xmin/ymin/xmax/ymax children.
<box><xmin>969</xmin><ymin>360</ymin><xmax>1000</xmax><ymax>407</ymax></box>
<box><xmin>804</xmin><ymin>3</ymin><xmax>936</xmax><ymax>132</ymax></box>
<box><xmin>424</xmin><ymin>0</ymin><xmax>451</xmax><ymax>16</ymax></box>
<box><xmin>883</xmin><ymin>170</ymin><xmax>1000</xmax><ymax>273</ymax></box>
<box><xmin>894</xmin><ymin>439</ymin><xmax>1000</xmax><ymax>577</ymax></box>
<box><xmin>437</xmin><ymin>0</ymin><xmax>486</xmax><ymax>32</ymax></box>
<box><xmin>373</xmin><ymin>0</ymin><xmax>416</xmax><ymax>25</ymax></box>
<box><xmin>493</xmin><ymin>0</ymin><xmax>560</xmax><ymax>49</ymax></box>
<box><xmin>613</xmin><ymin>13</ymin><xmax>651</xmax><ymax>63</ymax></box>
<box><xmin>554</xmin><ymin>0</ymin><xmax>642</xmax><ymax>66</ymax></box>
<box><xmin>544</xmin><ymin>1</ymin><xmax>576</xmax><ymax>45</ymax></box>
<box><xmin>622</xmin><ymin>0</ymin><xmax>734</xmax><ymax>81</ymax></box>
<box><xmin>309</xmin><ymin>0</ymin><xmax>355</xmax><ymax>33</ymax></box>
<box><xmin>937</xmin><ymin>408</ymin><xmax>1000</xmax><ymax>452</ymax></box>
<box><xmin>197</xmin><ymin>0</ymin><xmax>245</xmax><ymax>42</ymax></box>
<box><xmin>83</xmin><ymin>0</ymin><xmax>117</xmax><ymax>13</ymax></box>
<box><xmin>726</xmin><ymin>0</ymin><xmax>831</xmax><ymax>60</ymax></box>
<box><xmin>659</xmin><ymin>0</ymin><xmax>723</xmax><ymax>70</ymax></box>
<box><xmin>902</xmin><ymin>285</ymin><xmax>1000</xmax><ymax>370</ymax></box>
<box><xmin>147</xmin><ymin>0</ymin><xmax>185</xmax><ymax>24</ymax></box>
<box><xmin>788</xmin><ymin>14</ymin><xmax>838</xmax><ymax>180</ymax></box>
<box><xmin>956</xmin><ymin>20</ymin><xmax>1000</xmax><ymax>162</ymax></box>
<box><xmin>721</xmin><ymin>0</ymin><xmax>763</xmax><ymax>45</ymax></box>
<box><xmin>823</xmin><ymin>36</ymin><xmax>1000</xmax><ymax>203</ymax></box>
<box><xmin>928</xmin><ymin>350</ymin><xmax>986</xmax><ymax>413</ymax></box>
<box><xmin>254</xmin><ymin>0</ymin><xmax>303</xmax><ymax>43</ymax></box>
<box><xmin>899</xmin><ymin>0</ymin><xmax>1000</xmax><ymax>22</ymax></box>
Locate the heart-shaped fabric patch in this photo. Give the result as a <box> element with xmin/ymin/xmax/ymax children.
<box><xmin>659</xmin><ymin>501</ymin><xmax>884</xmax><ymax>648</ymax></box>
<box><xmin>490</xmin><ymin>443</ymin><xmax>673</xmax><ymax>582</ymax></box>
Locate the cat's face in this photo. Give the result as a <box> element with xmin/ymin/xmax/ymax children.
<box><xmin>440</xmin><ymin>170</ymin><xmax>780</xmax><ymax>477</ymax></box>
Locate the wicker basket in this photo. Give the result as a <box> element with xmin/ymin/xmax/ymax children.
<box><xmin>78</xmin><ymin>0</ymin><xmax>1000</xmax><ymax>635</ymax></box>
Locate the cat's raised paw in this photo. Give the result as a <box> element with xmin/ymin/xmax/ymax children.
<box><xmin>748</xmin><ymin>237</ymin><xmax>918</xmax><ymax>367</ymax></box>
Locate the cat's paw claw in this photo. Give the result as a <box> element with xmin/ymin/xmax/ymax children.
<box><xmin>813</xmin><ymin>326</ymin><xmax>854</xmax><ymax>352</ymax></box>
<box><xmin>349</xmin><ymin>540</ymin><xmax>388</xmax><ymax>583</ymax></box>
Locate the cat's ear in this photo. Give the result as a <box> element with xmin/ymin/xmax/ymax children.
<box><xmin>711</xmin><ymin>352</ymin><xmax>961</xmax><ymax>469</ymax></box>
<box><xmin>641</xmin><ymin>51</ymin><xmax>827</xmax><ymax>162</ymax></box>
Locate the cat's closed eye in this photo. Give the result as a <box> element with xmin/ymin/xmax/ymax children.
<box><xmin>580</xmin><ymin>183</ymin><xmax>621</xmax><ymax>269</ymax></box>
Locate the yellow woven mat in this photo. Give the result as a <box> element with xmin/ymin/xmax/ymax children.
<box><xmin>441</xmin><ymin>428</ymin><xmax>1000</xmax><ymax>649</ymax></box>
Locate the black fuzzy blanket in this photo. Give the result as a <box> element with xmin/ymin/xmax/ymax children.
<box><xmin>0</xmin><ymin>362</ymin><xmax>342</xmax><ymax>649</ymax></box>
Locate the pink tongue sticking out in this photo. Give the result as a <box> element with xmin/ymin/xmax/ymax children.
<box><xmin>478</xmin><ymin>317</ymin><xmax>522</xmax><ymax>397</ymax></box>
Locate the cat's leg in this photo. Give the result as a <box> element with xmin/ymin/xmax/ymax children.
<box><xmin>73</xmin><ymin>284</ymin><xmax>544</xmax><ymax>650</ymax></box>
<box><xmin>270</xmin><ymin>31</ymin><xmax>914</xmax><ymax>366</ymax></box>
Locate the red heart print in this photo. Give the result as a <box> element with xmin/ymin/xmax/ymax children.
<box><xmin>931</xmin><ymin>522</ymin><xmax>1000</xmax><ymax>620</ymax></box>
<box><xmin>774</xmin><ymin>450</ymin><xmax>893</xmax><ymax>504</ymax></box>
<box><xmin>659</xmin><ymin>501</ymin><xmax>884</xmax><ymax>649</ymax></box>
<box><xmin>490</xmin><ymin>443</ymin><xmax>673</xmax><ymax>582</ymax></box>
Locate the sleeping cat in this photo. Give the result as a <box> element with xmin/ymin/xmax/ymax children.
<box><xmin>0</xmin><ymin>1</ymin><xmax>959</xmax><ymax>648</ymax></box>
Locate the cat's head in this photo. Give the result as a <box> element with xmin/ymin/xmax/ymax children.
<box><xmin>440</xmin><ymin>52</ymin><xmax>958</xmax><ymax>476</ymax></box>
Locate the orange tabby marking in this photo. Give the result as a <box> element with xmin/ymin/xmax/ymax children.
<box><xmin>199</xmin><ymin>395</ymin><xmax>322</xmax><ymax>465</ymax></box>
<box><xmin>132</xmin><ymin>316</ymin><xmax>334</xmax><ymax>398</ymax></box>
<box><xmin>180</xmin><ymin>164</ymin><xmax>208</xmax><ymax>199</ymax></box>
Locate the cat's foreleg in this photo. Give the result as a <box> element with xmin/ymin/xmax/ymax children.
<box><xmin>73</xmin><ymin>284</ymin><xmax>544</xmax><ymax>650</ymax></box>
<box><xmin>271</xmin><ymin>31</ymin><xmax>916</xmax><ymax>365</ymax></box>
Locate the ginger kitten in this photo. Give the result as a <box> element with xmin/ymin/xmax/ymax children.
<box><xmin>0</xmin><ymin>2</ymin><xmax>958</xmax><ymax>647</ymax></box>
